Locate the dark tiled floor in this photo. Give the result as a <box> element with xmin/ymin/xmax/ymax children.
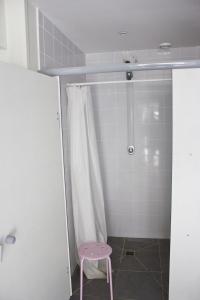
<box><xmin>71</xmin><ymin>237</ymin><xmax>170</xmax><ymax>300</ymax></box>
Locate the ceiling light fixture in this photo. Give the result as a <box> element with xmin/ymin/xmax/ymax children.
<box><xmin>119</xmin><ymin>31</ymin><xmax>128</xmax><ymax>35</ymax></box>
<box><xmin>158</xmin><ymin>42</ymin><xmax>172</xmax><ymax>55</ymax></box>
<box><xmin>159</xmin><ymin>42</ymin><xmax>172</xmax><ymax>49</ymax></box>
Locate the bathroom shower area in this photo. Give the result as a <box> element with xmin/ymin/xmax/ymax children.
<box><xmin>1</xmin><ymin>1</ymin><xmax>200</xmax><ymax>299</ymax></box>
<box><xmin>63</xmin><ymin>52</ymin><xmax>173</xmax><ymax>300</ymax></box>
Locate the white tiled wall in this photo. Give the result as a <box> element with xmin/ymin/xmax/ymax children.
<box><xmin>38</xmin><ymin>11</ymin><xmax>85</xmax><ymax>69</ymax></box>
<box><xmin>86</xmin><ymin>46</ymin><xmax>200</xmax><ymax>238</ymax></box>
<box><xmin>36</xmin><ymin>14</ymin><xmax>200</xmax><ymax>251</ymax></box>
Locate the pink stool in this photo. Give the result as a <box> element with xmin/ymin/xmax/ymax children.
<box><xmin>78</xmin><ymin>242</ymin><xmax>113</xmax><ymax>300</ymax></box>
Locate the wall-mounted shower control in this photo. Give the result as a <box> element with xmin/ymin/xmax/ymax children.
<box><xmin>5</xmin><ymin>234</ymin><xmax>16</xmax><ymax>244</ymax></box>
<box><xmin>128</xmin><ymin>145</ymin><xmax>135</xmax><ymax>155</ymax></box>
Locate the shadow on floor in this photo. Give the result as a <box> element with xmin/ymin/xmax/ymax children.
<box><xmin>71</xmin><ymin>237</ymin><xmax>170</xmax><ymax>300</ymax></box>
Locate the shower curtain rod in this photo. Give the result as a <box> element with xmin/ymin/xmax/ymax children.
<box><xmin>42</xmin><ymin>59</ymin><xmax>200</xmax><ymax>76</ymax></box>
<box><xmin>66</xmin><ymin>78</ymin><xmax>172</xmax><ymax>87</ymax></box>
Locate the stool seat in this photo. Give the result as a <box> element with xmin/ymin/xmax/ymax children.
<box><xmin>79</xmin><ymin>242</ymin><xmax>112</xmax><ymax>260</ymax></box>
<box><xmin>78</xmin><ymin>241</ymin><xmax>113</xmax><ymax>300</ymax></box>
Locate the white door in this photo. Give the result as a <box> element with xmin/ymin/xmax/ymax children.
<box><xmin>0</xmin><ymin>62</ymin><xmax>71</xmax><ymax>300</ymax></box>
<box><xmin>169</xmin><ymin>68</ymin><xmax>200</xmax><ymax>300</ymax></box>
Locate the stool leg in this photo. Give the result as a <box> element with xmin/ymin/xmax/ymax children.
<box><xmin>80</xmin><ymin>258</ymin><xmax>84</xmax><ymax>300</ymax></box>
<box><xmin>106</xmin><ymin>259</ymin><xmax>109</xmax><ymax>283</ymax></box>
<box><xmin>108</xmin><ymin>257</ymin><xmax>113</xmax><ymax>300</ymax></box>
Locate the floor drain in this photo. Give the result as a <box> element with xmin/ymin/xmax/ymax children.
<box><xmin>125</xmin><ymin>250</ymin><xmax>134</xmax><ymax>256</ymax></box>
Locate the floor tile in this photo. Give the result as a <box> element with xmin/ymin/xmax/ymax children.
<box><xmin>72</xmin><ymin>266</ymin><xmax>89</xmax><ymax>294</ymax></box>
<box><xmin>108</xmin><ymin>237</ymin><xmax>124</xmax><ymax>271</ymax></box>
<box><xmin>159</xmin><ymin>240</ymin><xmax>170</xmax><ymax>272</ymax></box>
<box><xmin>160</xmin><ymin>254</ymin><xmax>170</xmax><ymax>272</ymax></box>
<box><xmin>124</xmin><ymin>238</ymin><xmax>158</xmax><ymax>251</ymax></box>
<box><xmin>71</xmin><ymin>296</ymin><xmax>136</xmax><ymax>300</ymax></box>
<box><xmin>150</xmin><ymin>271</ymin><xmax>162</xmax><ymax>287</ymax></box>
<box><xmin>159</xmin><ymin>239</ymin><xmax>170</xmax><ymax>253</ymax></box>
<box><xmin>74</xmin><ymin>275</ymin><xmax>116</xmax><ymax>299</ymax></box>
<box><xmin>162</xmin><ymin>271</ymin><xmax>169</xmax><ymax>295</ymax></box>
<box><xmin>71</xmin><ymin>237</ymin><xmax>170</xmax><ymax>300</ymax></box>
<box><xmin>162</xmin><ymin>270</ymin><xmax>169</xmax><ymax>285</ymax></box>
<box><xmin>114</xmin><ymin>270</ymin><xmax>163</xmax><ymax>300</ymax></box>
<box><xmin>107</xmin><ymin>237</ymin><xmax>124</xmax><ymax>251</ymax></box>
<box><xmin>119</xmin><ymin>254</ymin><xmax>146</xmax><ymax>271</ymax></box>
<box><xmin>111</xmin><ymin>255</ymin><xmax>122</xmax><ymax>271</ymax></box>
<box><xmin>163</xmin><ymin>294</ymin><xmax>169</xmax><ymax>300</ymax></box>
<box><xmin>135</xmin><ymin>245</ymin><xmax>161</xmax><ymax>271</ymax></box>
<box><xmin>70</xmin><ymin>295</ymin><xmax>101</xmax><ymax>300</ymax></box>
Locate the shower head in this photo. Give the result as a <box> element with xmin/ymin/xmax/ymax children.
<box><xmin>124</xmin><ymin>60</ymin><xmax>133</xmax><ymax>80</ymax></box>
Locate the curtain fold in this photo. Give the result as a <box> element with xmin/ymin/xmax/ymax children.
<box><xmin>66</xmin><ymin>86</ymin><xmax>107</xmax><ymax>279</ymax></box>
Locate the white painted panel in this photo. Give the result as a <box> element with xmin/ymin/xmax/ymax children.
<box><xmin>169</xmin><ymin>68</ymin><xmax>200</xmax><ymax>300</ymax></box>
<box><xmin>0</xmin><ymin>0</ymin><xmax>28</xmax><ymax>67</ymax></box>
<box><xmin>0</xmin><ymin>62</ymin><xmax>71</xmax><ymax>300</ymax></box>
<box><xmin>26</xmin><ymin>2</ymin><xmax>40</xmax><ymax>70</ymax></box>
<box><xmin>0</xmin><ymin>0</ymin><xmax>6</xmax><ymax>49</ymax></box>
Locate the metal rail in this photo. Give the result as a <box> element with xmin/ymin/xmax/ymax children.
<box><xmin>42</xmin><ymin>60</ymin><xmax>200</xmax><ymax>76</ymax></box>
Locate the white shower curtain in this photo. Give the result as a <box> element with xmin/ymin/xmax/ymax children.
<box><xmin>66</xmin><ymin>86</ymin><xmax>107</xmax><ymax>279</ymax></box>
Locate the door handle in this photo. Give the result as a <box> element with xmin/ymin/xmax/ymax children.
<box><xmin>0</xmin><ymin>234</ymin><xmax>16</xmax><ymax>262</ymax></box>
<box><xmin>5</xmin><ymin>234</ymin><xmax>16</xmax><ymax>244</ymax></box>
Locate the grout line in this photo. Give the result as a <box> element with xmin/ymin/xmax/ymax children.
<box><xmin>71</xmin><ymin>266</ymin><xmax>91</xmax><ymax>295</ymax></box>
<box><xmin>115</xmin><ymin>269</ymin><xmax>161</xmax><ymax>273</ymax></box>
<box><xmin>116</xmin><ymin>298</ymin><xmax>136</xmax><ymax>300</ymax></box>
<box><xmin>134</xmin><ymin>255</ymin><xmax>148</xmax><ymax>271</ymax></box>
<box><xmin>113</xmin><ymin>268</ymin><xmax>120</xmax><ymax>294</ymax></box>
<box><xmin>72</xmin><ymin>278</ymin><xmax>93</xmax><ymax>295</ymax></box>
<box><xmin>136</xmin><ymin>241</ymin><xmax>158</xmax><ymax>251</ymax></box>
<box><xmin>158</xmin><ymin>240</ymin><xmax>165</xmax><ymax>300</ymax></box>
<box><xmin>151</xmin><ymin>272</ymin><xmax>163</xmax><ymax>289</ymax></box>
<box><xmin>120</xmin><ymin>238</ymin><xmax>125</xmax><ymax>263</ymax></box>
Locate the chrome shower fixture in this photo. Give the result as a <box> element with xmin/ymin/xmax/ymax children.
<box><xmin>125</xmin><ymin>57</ymin><xmax>137</xmax><ymax>155</ymax></box>
<box><xmin>128</xmin><ymin>145</ymin><xmax>135</xmax><ymax>155</ymax></box>
<box><xmin>126</xmin><ymin>70</ymin><xmax>135</xmax><ymax>155</ymax></box>
<box><xmin>124</xmin><ymin>57</ymin><xmax>138</xmax><ymax>80</ymax></box>
<box><xmin>124</xmin><ymin>60</ymin><xmax>133</xmax><ymax>80</ymax></box>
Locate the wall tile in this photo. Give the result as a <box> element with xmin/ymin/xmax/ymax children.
<box><xmin>38</xmin><ymin>10</ymin><xmax>85</xmax><ymax>70</ymax></box>
<box><xmin>53</xmin><ymin>39</ymin><xmax>61</xmax><ymax>63</ymax></box>
<box><xmin>39</xmin><ymin>26</ymin><xmax>44</xmax><ymax>53</ymax></box>
<box><xmin>40</xmin><ymin>52</ymin><xmax>45</xmax><ymax>69</ymax></box>
<box><xmin>45</xmin><ymin>55</ymin><xmax>54</xmax><ymax>68</ymax></box>
<box><xmin>86</xmin><ymin>45</ymin><xmax>200</xmax><ymax>239</ymax></box>
<box><xmin>44</xmin><ymin>30</ymin><xmax>53</xmax><ymax>57</ymax></box>
<box><xmin>38</xmin><ymin>11</ymin><xmax>44</xmax><ymax>28</ymax></box>
<box><xmin>44</xmin><ymin>15</ymin><xmax>53</xmax><ymax>34</ymax></box>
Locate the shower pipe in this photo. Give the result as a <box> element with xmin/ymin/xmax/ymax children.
<box><xmin>42</xmin><ymin>59</ymin><xmax>200</xmax><ymax>77</ymax></box>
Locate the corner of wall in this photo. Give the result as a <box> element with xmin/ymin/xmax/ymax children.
<box><xmin>25</xmin><ymin>1</ymin><xmax>40</xmax><ymax>71</ymax></box>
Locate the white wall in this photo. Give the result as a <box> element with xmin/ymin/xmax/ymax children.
<box><xmin>37</xmin><ymin>9</ymin><xmax>85</xmax><ymax>274</ymax></box>
<box><xmin>169</xmin><ymin>68</ymin><xmax>200</xmax><ymax>300</ymax></box>
<box><xmin>0</xmin><ymin>1</ymin><xmax>85</xmax><ymax>281</ymax></box>
<box><xmin>86</xmin><ymin>46</ymin><xmax>200</xmax><ymax>238</ymax></box>
<box><xmin>0</xmin><ymin>0</ymin><xmax>28</xmax><ymax>67</ymax></box>
<box><xmin>0</xmin><ymin>62</ymin><xmax>71</xmax><ymax>300</ymax></box>
<box><xmin>0</xmin><ymin>0</ymin><xmax>6</xmax><ymax>49</ymax></box>
<box><xmin>26</xmin><ymin>1</ymin><xmax>40</xmax><ymax>71</ymax></box>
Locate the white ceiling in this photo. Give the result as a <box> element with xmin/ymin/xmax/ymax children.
<box><xmin>33</xmin><ymin>0</ymin><xmax>200</xmax><ymax>53</ymax></box>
